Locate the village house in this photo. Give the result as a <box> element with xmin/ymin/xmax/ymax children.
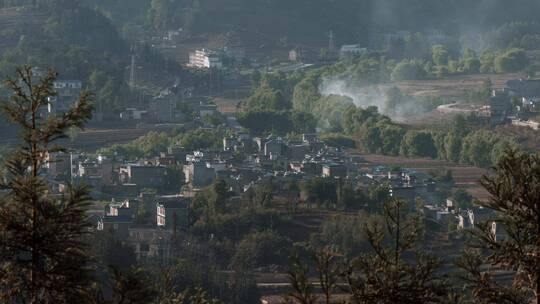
<box><xmin>489</xmin><ymin>89</ymin><xmax>513</xmax><ymax>125</ymax></box>
<box><xmin>198</xmin><ymin>102</ymin><xmax>219</xmax><ymax>117</ymax></box>
<box><xmin>127</xmin><ymin>226</ymin><xmax>174</xmax><ymax>261</ymax></box>
<box><xmin>339</xmin><ymin>44</ymin><xmax>368</xmax><ymax>59</ymax></box>
<box><xmin>156</xmin><ymin>199</ymin><xmax>190</xmax><ymax>230</ymax></box>
<box><xmin>45</xmin><ymin>152</ymin><xmax>71</xmax><ymax>180</ymax></box>
<box><xmin>223</xmin><ymin>136</ymin><xmax>239</xmax><ymax>151</ymax></box>
<box><xmin>167</xmin><ymin>146</ymin><xmax>189</xmax><ymax>164</ymax></box>
<box><xmin>120</xmin><ymin>108</ymin><xmax>148</xmax><ymax>121</ymax></box>
<box><xmin>322</xmin><ymin>163</ymin><xmax>347</xmax><ymax>178</ymax></box>
<box><xmin>97</xmin><ymin>215</ymin><xmax>133</xmax><ymax>239</ymax></box>
<box><xmin>119</xmin><ymin>164</ymin><xmax>169</xmax><ymax>189</ymax></box>
<box><xmin>183</xmin><ymin>161</ymin><xmax>215</xmax><ymax>188</ymax></box>
<box><xmin>287</xmin><ymin>142</ymin><xmax>310</xmax><ymax>161</ymax></box>
<box><xmin>77</xmin><ymin>155</ymin><xmax>114</xmax><ymax>185</ymax></box>
<box><xmin>108</xmin><ymin>199</ymin><xmax>140</xmax><ymax>220</ymax></box>
<box><xmin>264</xmin><ymin>138</ymin><xmax>286</xmax><ymax>157</ymax></box>
<box><xmin>47</xmin><ymin>80</ymin><xmax>82</xmax><ymax>116</ymax></box>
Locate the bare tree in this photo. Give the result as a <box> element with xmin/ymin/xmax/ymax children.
<box><xmin>0</xmin><ymin>66</ymin><xmax>93</xmax><ymax>303</ymax></box>
<box><xmin>313</xmin><ymin>247</ymin><xmax>341</xmax><ymax>304</ymax></box>
<box><xmin>287</xmin><ymin>254</ymin><xmax>317</xmax><ymax>304</ymax></box>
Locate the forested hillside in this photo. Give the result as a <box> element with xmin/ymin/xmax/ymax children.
<box><xmin>0</xmin><ymin>0</ymin><xmax>190</xmax><ymax>114</ymax></box>
<box><xmin>80</xmin><ymin>0</ymin><xmax>540</xmax><ymax>47</ymax></box>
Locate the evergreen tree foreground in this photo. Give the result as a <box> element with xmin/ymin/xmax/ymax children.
<box><xmin>0</xmin><ymin>66</ymin><xmax>94</xmax><ymax>303</ymax></box>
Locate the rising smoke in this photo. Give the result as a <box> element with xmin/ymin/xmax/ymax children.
<box><xmin>319</xmin><ymin>76</ymin><xmax>436</xmax><ymax>121</ymax></box>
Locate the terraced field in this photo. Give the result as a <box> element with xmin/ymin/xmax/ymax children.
<box><xmin>361</xmin><ymin>153</ymin><xmax>491</xmax><ymax>200</ymax></box>
<box><xmin>0</xmin><ymin>7</ymin><xmax>47</xmax><ymax>54</ymax></box>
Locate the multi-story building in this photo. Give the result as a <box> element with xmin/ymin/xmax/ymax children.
<box><xmin>183</xmin><ymin>161</ymin><xmax>215</xmax><ymax>188</ymax></box>
<box><xmin>188</xmin><ymin>49</ymin><xmax>222</xmax><ymax>69</ymax></box>
<box><xmin>489</xmin><ymin>89</ymin><xmax>512</xmax><ymax>125</ymax></box>
<box><xmin>48</xmin><ymin>80</ymin><xmax>83</xmax><ymax>116</ymax></box>
<box><xmin>119</xmin><ymin>164</ymin><xmax>168</xmax><ymax>189</ymax></box>
<box><xmin>156</xmin><ymin>199</ymin><xmax>189</xmax><ymax>230</ymax></box>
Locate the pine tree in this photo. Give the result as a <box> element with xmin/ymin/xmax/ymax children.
<box><xmin>343</xmin><ymin>199</ymin><xmax>448</xmax><ymax>304</ymax></box>
<box><xmin>0</xmin><ymin>66</ymin><xmax>93</xmax><ymax>303</ymax></box>
<box><xmin>457</xmin><ymin>150</ymin><xmax>540</xmax><ymax>304</ymax></box>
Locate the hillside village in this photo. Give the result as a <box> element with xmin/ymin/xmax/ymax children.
<box><xmin>43</xmin><ymin>117</ymin><xmax>502</xmax><ymax>265</ymax></box>
<box><xmin>1</xmin><ymin>1</ymin><xmax>540</xmax><ymax>303</ymax></box>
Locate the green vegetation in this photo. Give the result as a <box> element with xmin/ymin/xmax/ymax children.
<box><xmin>0</xmin><ymin>67</ymin><xmax>94</xmax><ymax>302</ymax></box>
<box><xmin>99</xmin><ymin>128</ymin><xmax>224</xmax><ymax>160</ymax></box>
<box><xmin>342</xmin><ymin>110</ymin><xmax>518</xmax><ymax>168</ymax></box>
<box><xmin>289</xmin><ymin>200</ymin><xmax>450</xmax><ymax>303</ymax></box>
<box><xmin>236</xmin><ymin>71</ymin><xmax>316</xmax><ymax>135</ymax></box>
<box><xmin>288</xmin><ymin>150</ymin><xmax>540</xmax><ymax>304</ymax></box>
<box><xmin>310</xmin><ymin>214</ymin><xmax>372</xmax><ymax>257</ymax></box>
<box><xmin>457</xmin><ymin>150</ymin><xmax>540</xmax><ymax>303</ymax></box>
<box><xmin>0</xmin><ymin>0</ymin><xmax>197</xmax><ymax>113</ymax></box>
<box><xmin>391</xmin><ymin>59</ymin><xmax>427</xmax><ymax>81</ymax></box>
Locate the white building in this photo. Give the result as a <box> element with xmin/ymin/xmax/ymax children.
<box><xmin>188</xmin><ymin>48</ymin><xmax>222</xmax><ymax>69</ymax></box>
<box><xmin>47</xmin><ymin>80</ymin><xmax>83</xmax><ymax>115</ymax></box>
<box><xmin>339</xmin><ymin>44</ymin><xmax>368</xmax><ymax>58</ymax></box>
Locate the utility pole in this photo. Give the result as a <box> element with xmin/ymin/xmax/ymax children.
<box><xmin>328</xmin><ymin>30</ymin><xmax>335</xmax><ymax>51</ymax></box>
<box><xmin>129</xmin><ymin>45</ymin><xmax>136</xmax><ymax>88</ymax></box>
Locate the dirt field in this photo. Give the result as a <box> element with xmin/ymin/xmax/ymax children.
<box><xmin>360</xmin><ymin>154</ymin><xmax>491</xmax><ymax>200</ymax></box>
<box><xmin>213</xmin><ymin>97</ymin><xmax>242</xmax><ymax>114</ymax></box>
<box><xmin>0</xmin><ymin>121</ymin><xmax>172</xmax><ymax>152</ymax></box>
<box><xmin>392</xmin><ymin>73</ymin><xmax>520</xmax><ymax>100</ymax></box>
<box><xmin>66</xmin><ymin>128</ymin><xmax>148</xmax><ymax>150</ymax></box>
<box><xmin>383</xmin><ymin>73</ymin><xmax>521</xmax><ymax>127</ymax></box>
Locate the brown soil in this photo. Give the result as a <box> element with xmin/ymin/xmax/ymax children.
<box><xmin>360</xmin><ymin>154</ymin><xmax>491</xmax><ymax>200</ymax></box>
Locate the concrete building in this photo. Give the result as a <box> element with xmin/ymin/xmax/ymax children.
<box><xmin>322</xmin><ymin>163</ymin><xmax>347</xmax><ymax>178</ymax></box>
<box><xmin>288</xmin><ymin>143</ymin><xmax>310</xmax><ymax>161</ymax></box>
<box><xmin>223</xmin><ymin>137</ymin><xmax>239</xmax><ymax>151</ymax></box>
<box><xmin>489</xmin><ymin>89</ymin><xmax>512</xmax><ymax>125</ymax></box>
<box><xmin>47</xmin><ymin>80</ymin><xmax>82</xmax><ymax>116</ymax></box>
<box><xmin>119</xmin><ymin>164</ymin><xmax>168</xmax><ymax>189</ymax></box>
<box><xmin>188</xmin><ymin>49</ymin><xmax>222</xmax><ymax>69</ymax></box>
<box><xmin>77</xmin><ymin>155</ymin><xmax>114</xmax><ymax>185</ymax></box>
<box><xmin>264</xmin><ymin>138</ymin><xmax>286</xmax><ymax>156</ymax></box>
<box><xmin>45</xmin><ymin>152</ymin><xmax>71</xmax><ymax>179</ymax></box>
<box><xmin>183</xmin><ymin>162</ymin><xmax>215</xmax><ymax>188</ymax></box>
<box><xmin>340</xmin><ymin>44</ymin><xmax>368</xmax><ymax>59</ymax></box>
<box><xmin>108</xmin><ymin>199</ymin><xmax>139</xmax><ymax>220</ymax></box>
<box><xmin>156</xmin><ymin>199</ymin><xmax>189</xmax><ymax>230</ymax></box>
<box><xmin>120</xmin><ymin>108</ymin><xmax>147</xmax><ymax>121</ymax></box>
<box><xmin>97</xmin><ymin>215</ymin><xmax>133</xmax><ymax>239</ymax></box>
